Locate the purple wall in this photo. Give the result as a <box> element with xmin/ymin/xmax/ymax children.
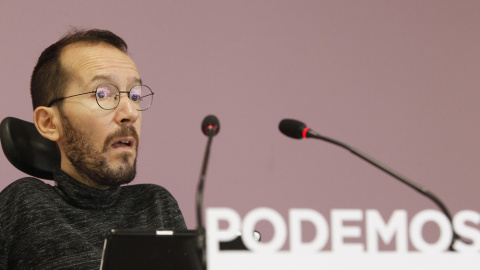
<box><xmin>1</xmin><ymin>1</ymin><xmax>479</xmax><ymax>239</ymax></box>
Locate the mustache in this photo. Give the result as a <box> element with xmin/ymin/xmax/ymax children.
<box><xmin>102</xmin><ymin>125</ymin><xmax>139</xmax><ymax>152</ymax></box>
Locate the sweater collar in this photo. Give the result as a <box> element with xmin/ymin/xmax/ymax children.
<box><xmin>53</xmin><ymin>168</ymin><xmax>121</xmax><ymax>209</ymax></box>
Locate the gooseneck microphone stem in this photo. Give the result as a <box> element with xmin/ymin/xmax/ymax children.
<box><xmin>309</xmin><ymin>129</ymin><xmax>459</xmax><ymax>251</ymax></box>
<box><xmin>196</xmin><ymin>115</ymin><xmax>220</xmax><ymax>270</ymax></box>
<box><xmin>196</xmin><ymin>133</ymin><xmax>212</xmax><ymax>269</ymax></box>
<box><xmin>312</xmin><ymin>129</ymin><xmax>432</xmax><ymax>196</ymax></box>
<box><xmin>279</xmin><ymin>119</ymin><xmax>464</xmax><ymax>251</ymax></box>
<box><xmin>197</xmin><ymin>132</ymin><xmax>214</xmax><ymax>232</ymax></box>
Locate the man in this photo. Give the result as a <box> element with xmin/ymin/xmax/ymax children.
<box><xmin>0</xmin><ymin>29</ymin><xmax>186</xmax><ymax>269</ymax></box>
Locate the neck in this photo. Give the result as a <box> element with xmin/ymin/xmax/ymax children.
<box><xmin>60</xmin><ymin>162</ymin><xmax>111</xmax><ymax>190</ymax></box>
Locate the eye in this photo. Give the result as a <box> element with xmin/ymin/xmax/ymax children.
<box><xmin>130</xmin><ymin>94</ymin><xmax>140</xmax><ymax>102</ymax></box>
<box><xmin>96</xmin><ymin>86</ymin><xmax>112</xmax><ymax>100</ymax></box>
<box><xmin>129</xmin><ymin>86</ymin><xmax>142</xmax><ymax>102</ymax></box>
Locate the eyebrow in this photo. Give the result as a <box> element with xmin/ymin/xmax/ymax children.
<box><xmin>90</xmin><ymin>75</ymin><xmax>143</xmax><ymax>86</ymax></box>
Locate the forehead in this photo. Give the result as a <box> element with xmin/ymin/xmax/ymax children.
<box><xmin>60</xmin><ymin>42</ymin><xmax>140</xmax><ymax>92</ymax></box>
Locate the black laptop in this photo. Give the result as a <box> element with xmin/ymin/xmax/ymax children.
<box><xmin>100</xmin><ymin>229</ymin><xmax>254</xmax><ymax>270</ymax></box>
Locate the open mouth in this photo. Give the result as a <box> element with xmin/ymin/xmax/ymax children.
<box><xmin>111</xmin><ymin>138</ymin><xmax>135</xmax><ymax>149</ymax></box>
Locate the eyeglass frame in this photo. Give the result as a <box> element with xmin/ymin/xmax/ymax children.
<box><xmin>47</xmin><ymin>83</ymin><xmax>154</xmax><ymax>111</ymax></box>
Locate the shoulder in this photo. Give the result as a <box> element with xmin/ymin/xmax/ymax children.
<box><xmin>0</xmin><ymin>177</ymin><xmax>53</xmax><ymax>201</ymax></box>
<box><xmin>111</xmin><ymin>183</ymin><xmax>187</xmax><ymax>230</ymax></box>
<box><xmin>122</xmin><ymin>183</ymin><xmax>173</xmax><ymax>195</ymax></box>
<box><xmin>0</xmin><ymin>178</ymin><xmax>56</xmax><ymax>226</ymax></box>
<box><xmin>122</xmin><ymin>184</ymin><xmax>186</xmax><ymax>229</ymax></box>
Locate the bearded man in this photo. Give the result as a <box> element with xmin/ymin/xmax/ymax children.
<box><xmin>0</xmin><ymin>29</ymin><xmax>186</xmax><ymax>269</ymax></box>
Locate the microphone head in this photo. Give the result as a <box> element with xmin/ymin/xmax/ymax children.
<box><xmin>279</xmin><ymin>119</ymin><xmax>307</xmax><ymax>139</ymax></box>
<box><xmin>202</xmin><ymin>115</ymin><xmax>220</xmax><ymax>136</ymax></box>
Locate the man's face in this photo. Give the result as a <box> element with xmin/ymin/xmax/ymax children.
<box><xmin>56</xmin><ymin>42</ymin><xmax>143</xmax><ymax>189</ymax></box>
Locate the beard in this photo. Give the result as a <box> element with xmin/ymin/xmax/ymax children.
<box><xmin>59</xmin><ymin>113</ymin><xmax>139</xmax><ymax>187</ymax></box>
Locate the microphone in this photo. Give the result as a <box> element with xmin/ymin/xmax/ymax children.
<box><xmin>196</xmin><ymin>115</ymin><xmax>220</xmax><ymax>269</ymax></box>
<box><xmin>279</xmin><ymin>118</ymin><xmax>467</xmax><ymax>251</ymax></box>
<box><xmin>201</xmin><ymin>115</ymin><xmax>220</xmax><ymax>136</ymax></box>
<box><xmin>279</xmin><ymin>119</ymin><xmax>318</xmax><ymax>139</ymax></box>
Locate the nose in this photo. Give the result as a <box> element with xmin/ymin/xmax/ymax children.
<box><xmin>114</xmin><ymin>93</ymin><xmax>140</xmax><ymax>124</ymax></box>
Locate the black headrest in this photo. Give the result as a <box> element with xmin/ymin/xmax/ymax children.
<box><xmin>0</xmin><ymin>117</ymin><xmax>60</xmax><ymax>180</ymax></box>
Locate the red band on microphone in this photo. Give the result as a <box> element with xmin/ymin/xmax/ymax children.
<box><xmin>205</xmin><ymin>125</ymin><xmax>216</xmax><ymax>131</ymax></box>
<box><xmin>302</xmin><ymin>127</ymin><xmax>310</xmax><ymax>138</ymax></box>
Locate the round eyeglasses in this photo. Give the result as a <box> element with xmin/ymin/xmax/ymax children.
<box><xmin>47</xmin><ymin>83</ymin><xmax>154</xmax><ymax>111</ymax></box>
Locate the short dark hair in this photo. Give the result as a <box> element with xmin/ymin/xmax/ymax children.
<box><xmin>30</xmin><ymin>28</ymin><xmax>128</xmax><ymax>110</ymax></box>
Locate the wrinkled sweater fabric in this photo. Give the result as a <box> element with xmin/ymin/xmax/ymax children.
<box><xmin>0</xmin><ymin>169</ymin><xmax>186</xmax><ymax>269</ymax></box>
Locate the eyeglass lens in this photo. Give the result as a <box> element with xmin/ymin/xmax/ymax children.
<box><xmin>95</xmin><ymin>84</ymin><xmax>153</xmax><ymax>111</ymax></box>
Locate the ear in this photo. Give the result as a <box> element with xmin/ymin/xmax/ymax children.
<box><xmin>33</xmin><ymin>106</ymin><xmax>61</xmax><ymax>142</ymax></box>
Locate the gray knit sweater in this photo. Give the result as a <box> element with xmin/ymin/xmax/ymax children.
<box><xmin>0</xmin><ymin>169</ymin><xmax>187</xmax><ymax>269</ymax></box>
